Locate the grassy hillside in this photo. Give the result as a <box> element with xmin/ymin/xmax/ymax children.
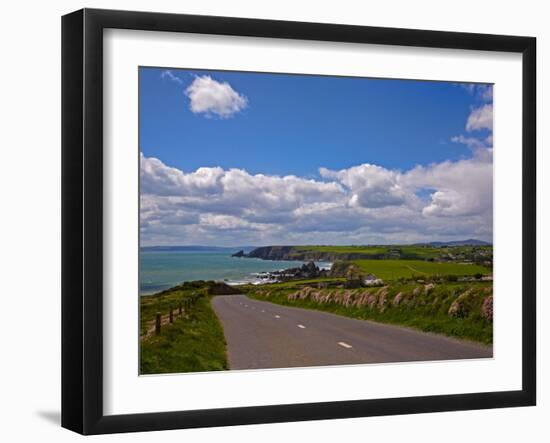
<box><xmin>296</xmin><ymin>245</ymin><xmax>389</xmax><ymax>255</ymax></box>
<box><xmin>299</xmin><ymin>244</ymin><xmax>492</xmax><ymax>259</ymax></box>
<box><xmin>249</xmin><ymin>244</ymin><xmax>493</xmax><ymax>263</ymax></box>
<box><xmin>244</xmin><ymin>279</ymin><xmax>493</xmax><ymax>344</ymax></box>
<box><xmin>140</xmin><ymin>282</ymin><xmax>229</xmax><ymax>374</ymax></box>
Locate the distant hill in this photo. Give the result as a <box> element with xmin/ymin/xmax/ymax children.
<box><xmin>141</xmin><ymin>245</ymin><xmax>257</xmax><ymax>252</ymax></box>
<box><xmin>416</xmin><ymin>239</ymin><xmax>491</xmax><ymax>247</ymax></box>
<box><xmin>238</xmin><ymin>241</ymin><xmax>492</xmax><ymax>262</ymax></box>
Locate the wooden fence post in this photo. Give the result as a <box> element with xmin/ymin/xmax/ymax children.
<box><xmin>169</xmin><ymin>306</ymin><xmax>173</xmax><ymax>323</ymax></box>
<box><xmin>178</xmin><ymin>302</ymin><xmax>182</xmax><ymax>315</ymax></box>
<box><xmin>155</xmin><ymin>313</ymin><xmax>161</xmax><ymax>335</ymax></box>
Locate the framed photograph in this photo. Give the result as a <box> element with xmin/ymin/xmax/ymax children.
<box><xmin>62</xmin><ymin>8</ymin><xmax>536</xmax><ymax>435</ymax></box>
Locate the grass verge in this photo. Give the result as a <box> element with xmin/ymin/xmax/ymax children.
<box><xmin>140</xmin><ymin>284</ymin><xmax>228</xmax><ymax>374</ymax></box>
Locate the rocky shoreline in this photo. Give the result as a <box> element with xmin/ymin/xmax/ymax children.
<box><xmin>250</xmin><ymin>261</ymin><xmax>329</xmax><ymax>284</ymax></box>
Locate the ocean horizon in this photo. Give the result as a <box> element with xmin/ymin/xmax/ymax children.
<box><xmin>139</xmin><ymin>247</ymin><xmax>331</xmax><ymax>295</ymax></box>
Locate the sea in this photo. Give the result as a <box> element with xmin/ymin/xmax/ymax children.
<box><xmin>140</xmin><ymin>247</ymin><xmax>332</xmax><ymax>295</ymax></box>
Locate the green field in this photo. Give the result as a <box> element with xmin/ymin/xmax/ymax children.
<box><xmin>296</xmin><ymin>245</ymin><xmax>389</xmax><ymax>255</ymax></box>
<box><xmin>293</xmin><ymin>244</ymin><xmax>491</xmax><ymax>260</ymax></box>
<box><xmin>353</xmin><ymin>259</ymin><xmax>490</xmax><ymax>280</ymax></box>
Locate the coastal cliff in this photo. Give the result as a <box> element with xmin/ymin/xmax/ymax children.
<box><xmin>233</xmin><ymin>242</ymin><xmax>493</xmax><ymax>264</ymax></box>
<box><xmin>246</xmin><ymin>246</ymin><xmax>296</xmax><ymax>260</ymax></box>
<box><xmin>242</xmin><ymin>245</ymin><xmax>386</xmax><ymax>262</ymax></box>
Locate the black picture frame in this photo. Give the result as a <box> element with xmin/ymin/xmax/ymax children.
<box><xmin>62</xmin><ymin>8</ymin><xmax>536</xmax><ymax>435</ymax></box>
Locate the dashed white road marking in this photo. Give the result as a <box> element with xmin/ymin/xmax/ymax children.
<box><xmin>261</xmin><ymin>309</ymin><xmax>265</xmax><ymax>313</ymax></box>
<box><xmin>297</xmin><ymin>324</ymin><xmax>306</xmax><ymax>329</ymax></box>
<box><xmin>274</xmin><ymin>315</ymin><xmax>281</xmax><ymax>319</ymax></box>
<box><xmin>338</xmin><ymin>341</ymin><xmax>353</xmax><ymax>349</ymax></box>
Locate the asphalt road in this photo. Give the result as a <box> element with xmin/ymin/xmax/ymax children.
<box><xmin>211</xmin><ymin>294</ymin><xmax>493</xmax><ymax>370</ymax></box>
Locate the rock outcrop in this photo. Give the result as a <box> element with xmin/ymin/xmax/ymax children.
<box><xmin>260</xmin><ymin>261</ymin><xmax>326</xmax><ymax>282</ymax></box>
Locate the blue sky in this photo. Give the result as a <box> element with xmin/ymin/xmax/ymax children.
<box><xmin>139</xmin><ymin>67</ymin><xmax>493</xmax><ymax>246</ymax></box>
<box><xmin>140</xmin><ymin>68</ymin><xmax>490</xmax><ymax>176</ymax></box>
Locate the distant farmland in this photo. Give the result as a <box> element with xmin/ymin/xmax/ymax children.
<box><xmin>296</xmin><ymin>244</ymin><xmax>441</xmax><ymax>258</ymax></box>
<box><xmin>245</xmin><ymin>243</ymin><xmax>493</xmax><ymax>261</ymax></box>
<box><xmin>296</xmin><ymin>245</ymin><xmax>389</xmax><ymax>255</ymax></box>
<box><xmin>353</xmin><ymin>259</ymin><xmax>490</xmax><ymax>280</ymax></box>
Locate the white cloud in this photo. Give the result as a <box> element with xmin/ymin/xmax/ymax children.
<box><xmin>461</xmin><ymin>83</ymin><xmax>493</xmax><ymax>102</ymax></box>
<box><xmin>185</xmin><ymin>75</ymin><xmax>247</xmax><ymax>118</ymax></box>
<box><xmin>140</xmin><ymin>153</ymin><xmax>224</xmax><ymax>196</ymax></box>
<box><xmin>140</xmin><ymin>150</ymin><xmax>492</xmax><ymax>245</ymax></box>
<box><xmin>480</xmin><ymin>86</ymin><xmax>493</xmax><ymax>101</ymax></box>
<box><xmin>320</xmin><ymin>164</ymin><xmax>407</xmax><ymax>208</ymax></box>
<box><xmin>161</xmin><ymin>70</ymin><xmax>183</xmax><ymax>85</ymax></box>
<box><xmin>451</xmin><ymin>135</ymin><xmax>487</xmax><ymax>150</ymax></box>
<box><xmin>403</xmin><ymin>153</ymin><xmax>493</xmax><ymax>218</ymax></box>
<box><xmin>466</xmin><ymin>104</ymin><xmax>493</xmax><ymax>132</ymax></box>
<box><xmin>450</xmin><ymin>134</ymin><xmax>494</xmax><ymax>163</ymax></box>
<box><xmin>199</xmin><ymin>214</ymin><xmax>268</xmax><ymax>232</ymax></box>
